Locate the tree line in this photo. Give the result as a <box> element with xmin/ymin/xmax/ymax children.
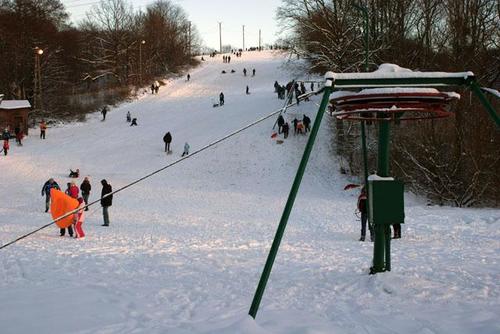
<box><xmin>278</xmin><ymin>0</ymin><xmax>499</xmax><ymax>207</ymax></box>
<box><xmin>0</xmin><ymin>0</ymin><xmax>199</xmax><ymax>119</ymax></box>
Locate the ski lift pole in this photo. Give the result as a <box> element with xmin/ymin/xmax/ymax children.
<box><xmin>249</xmin><ymin>73</ymin><xmax>334</xmax><ymax>319</ymax></box>
<box><xmin>468</xmin><ymin>80</ymin><xmax>500</xmax><ymax>127</ymax></box>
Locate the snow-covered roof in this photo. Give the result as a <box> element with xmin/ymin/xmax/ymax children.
<box><xmin>0</xmin><ymin>100</ymin><xmax>32</xmax><ymax>110</ymax></box>
<box><xmin>328</xmin><ymin>63</ymin><xmax>474</xmax><ymax>81</ymax></box>
<box><xmin>329</xmin><ymin>88</ymin><xmax>460</xmax><ymax>100</ymax></box>
<box><xmin>481</xmin><ymin>87</ymin><xmax>500</xmax><ymax>99</ymax></box>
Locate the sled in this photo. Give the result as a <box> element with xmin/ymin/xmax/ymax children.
<box><xmin>271</xmin><ymin>132</ymin><xmax>278</xmax><ymax>138</ymax></box>
<box><xmin>276</xmin><ymin>140</ymin><xmax>284</xmax><ymax>144</ymax></box>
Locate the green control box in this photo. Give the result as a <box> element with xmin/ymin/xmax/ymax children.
<box><xmin>368</xmin><ymin>179</ymin><xmax>405</xmax><ymax>225</ymax></box>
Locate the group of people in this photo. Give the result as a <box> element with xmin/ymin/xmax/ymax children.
<box><xmin>125</xmin><ymin>111</ymin><xmax>138</xmax><ymax>126</ymax></box>
<box><xmin>222</xmin><ymin>55</ymin><xmax>231</xmax><ymax>63</ymax></box>
<box><xmin>243</xmin><ymin>68</ymin><xmax>256</xmax><ymax>77</ymax></box>
<box><xmin>274</xmin><ymin>81</ymin><xmax>313</xmax><ymax>103</ymax></box>
<box><xmin>276</xmin><ymin>114</ymin><xmax>311</xmax><ymax>139</ymax></box>
<box><xmin>163</xmin><ymin>131</ymin><xmax>190</xmax><ymax>156</ymax></box>
<box><xmin>41</xmin><ymin>175</ymin><xmax>114</xmax><ymax>238</ymax></box>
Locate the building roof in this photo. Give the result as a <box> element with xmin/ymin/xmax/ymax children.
<box><xmin>0</xmin><ymin>100</ymin><xmax>32</xmax><ymax>110</ymax></box>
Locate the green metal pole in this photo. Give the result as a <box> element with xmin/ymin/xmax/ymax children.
<box><xmin>385</xmin><ymin>225</ymin><xmax>391</xmax><ymax>271</ymax></box>
<box><xmin>361</xmin><ymin>121</ymin><xmax>369</xmax><ymax>188</ymax></box>
<box><xmin>249</xmin><ymin>82</ymin><xmax>333</xmax><ymax>319</ymax></box>
<box><xmin>372</xmin><ymin>119</ymin><xmax>391</xmax><ymax>273</ymax></box>
<box><xmin>469</xmin><ymin>80</ymin><xmax>500</xmax><ymax>127</ymax></box>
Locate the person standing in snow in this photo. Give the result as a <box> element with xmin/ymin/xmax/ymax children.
<box><xmin>2</xmin><ymin>128</ymin><xmax>10</xmax><ymax>155</ymax></box>
<box><xmin>40</xmin><ymin>120</ymin><xmax>47</xmax><ymax>139</ymax></box>
<box><xmin>357</xmin><ymin>187</ymin><xmax>373</xmax><ymax>242</ymax></box>
<box><xmin>182</xmin><ymin>142</ymin><xmax>190</xmax><ymax>157</ymax></box>
<box><xmin>80</xmin><ymin>177</ymin><xmax>91</xmax><ymax>211</ymax></box>
<box><xmin>292</xmin><ymin>118</ymin><xmax>299</xmax><ymax>134</ymax></box>
<box><xmin>243</xmin><ymin>68</ymin><xmax>247</xmax><ymax>76</ymax></box>
<box><xmin>73</xmin><ymin>197</ymin><xmax>86</xmax><ymax>238</ymax></box>
<box><xmin>282</xmin><ymin>122</ymin><xmax>289</xmax><ymax>139</ymax></box>
<box><xmin>66</xmin><ymin>181</ymin><xmax>79</xmax><ymax>199</ymax></box>
<box><xmin>126</xmin><ymin>111</ymin><xmax>131</xmax><ymax>122</ymax></box>
<box><xmin>277</xmin><ymin>115</ymin><xmax>285</xmax><ymax>134</ymax></box>
<box><xmin>154</xmin><ymin>81</ymin><xmax>160</xmax><ymax>94</ymax></box>
<box><xmin>100</xmin><ymin>179</ymin><xmax>113</xmax><ymax>226</ymax></box>
<box><xmin>101</xmin><ymin>106</ymin><xmax>108</xmax><ymax>121</ymax></box>
<box><xmin>252</xmin><ymin>68</ymin><xmax>256</xmax><ymax>76</ymax></box>
<box><xmin>151</xmin><ymin>83</ymin><xmax>155</xmax><ymax>94</ymax></box>
<box><xmin>41</xmin><ymin>178</ymin><xmax>60</xmax><ymax>212</ymax></box>
<box><xmin>187</xmin><ymin>73</ymin><xmax>191</xmax><ymax>81</ymax></box>
<box><xmin>303</xmin><ymin>115</ymin><xmax>311</xmax><ymax>133</ymax></box>
<box><xmin>163</xmin><ymin>131</ymin><xmax>172</xmax><ymax>152</ymax></box>
<box><xmin>246</xmin><ymin>85</ymin><xmax>250</xmax><ymax>95</ymax></box>
<box><xmin>219</xmin><ymin>92</ymin><xmax>225</xmax><ymax>106</ymax></box>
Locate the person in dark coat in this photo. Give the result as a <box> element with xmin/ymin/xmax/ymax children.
<box><xmin>393</xmin><ymin>223</ymin><xmax>401</xmax><ymax>239</ymax></box>
<box><xmin>282</xmin><ymin>122</ymin><xmax>289</xmax><ymax>139</ymax></box>
<box><xmin>130</xmin><ymin>118</ymin><xmax>138</xmax><ymax>126</ymax></box>
<box><xmin>14</xmin><ymin>126</ymin><xmax>20</xmax><ymax>144</ymax></box>
<box><xmin>163</xmin><ymin>132</ymin><xmax>172</xmax><ymax>152</ymax></box>
<box><xmin>252</xmin><ymin>68</ymin><xmax>256</xmax><ymax>76</ymax></box>
<box><xmin>80</xmin><ymin>177</ymin><xmax>91</xmax><ymax>211</ymax></box>
<box><xmin>187</xmin><ymin>74</ymin><xmax>191</xmax><ymax>81</ymax></box>
<box><xmin>292</xmin><ymin>118</ymin><xmax>299</xmax><ymax>134</ymax></box>
<box><xmin>246</xmin><ymin>85</ymin><xmax>250</xmax><ymax>95</ymax></box>
<box><xmin>126</xmin><ymin>111</ymin><xmax>131</xmax><ymax>122</ymax></box>
<box><xmin>243</xmin><ymin>68</ymin><xmax>247</xmax><ymax>76</ymax></box>
<box><xmin>101</xmin><ymin>106</ymin><xmax>108</xmax><ymax>121</ymax></box>
<box><xmin>41</xmin><ymin>178</ymin><xmax>60</xmax><ymax>212</ymax></box>
<box><xmin>277</xmin><ymin>115</ymin><xmax>285</xmax><ymax>134</ymax></box>
<box><xmin>358</xmin><ymin>187</ymin><xmax>373</xmax><ymax>241</ymax></box>
<box><xmin>219</xmin><ymin>92</ymin><xmax>225</xmax><ymax>106</ymax></box>
<box><xmin>100</xmin><ymin>179</ymin><xmax>113</xmax><ymax>226</ymax></box>
<box><xmin>303</xmin><ymin>115</ymin><xmax>311</xmax><ymax>133</ymax></box>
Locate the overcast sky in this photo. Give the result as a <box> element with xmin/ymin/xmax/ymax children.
<box><xmin>62</xmin><ymin>0</ymin><xmax>283</xmax><ymax>50</ymax></box>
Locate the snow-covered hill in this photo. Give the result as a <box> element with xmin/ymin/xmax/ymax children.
<box><xmin>1</xmin><ymin>51</ymin><xmax>499</xmax><ymax>334</ymax></box>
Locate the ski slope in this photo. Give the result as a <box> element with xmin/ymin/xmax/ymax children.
<box><xmin>1</xmin><ymin>51</ymin><xmax>499</xmax><ymax>334</ymax></box>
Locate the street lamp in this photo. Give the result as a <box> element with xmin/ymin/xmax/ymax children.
<box><xmin>34</xmin><ymin>47</ymin><xmax>44</xmax><ymax>112</ymax></box>
<box><xmin>139</xmin><ymin>40</ymin><xmax>146</xmax><ymax>87</ymax></box>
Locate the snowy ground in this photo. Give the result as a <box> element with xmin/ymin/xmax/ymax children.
<box><xmin>1</xmin><ymin>51</ymin><xmax>499</xmax><ymax>334</ymax></box>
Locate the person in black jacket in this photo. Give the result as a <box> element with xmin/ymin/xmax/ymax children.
<box><xmin>277</xmin><ymin>115</ymin><xmax>285</xmax><ymax>134</ymax></box>
<box><xmin>100</xmin><ymin>179</ymin><xmax>113</xmax><ymax>226</ymax></box>
<box><xmin>163</xmin><ymin>132</ymin><xmax>172</xmax><ymax>152</ymax></box>
<box><xmin>303</xmin><ymin>115</ymin><xmax>311</xmax><ymax>133</ymax></box>
<box><xmin>80</xmin><ymin>177</ymin><xmax>91</xmax><ymax>211</ymax></box>
<box><xmin>219</xmin><ymin>92</ymin><xmax>225</xmax><ymax>106</ymax></box>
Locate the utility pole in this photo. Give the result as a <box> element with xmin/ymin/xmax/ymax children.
<box><xmin>218</xmin><ymin>21</ymin><xmax>222</xmax><ymax>53</ymax></box>
<box><xmin>188</xmin><ymin>21</ymin><xmax>192</xmax><ymax>56</ymax></box>
<box><xmin>242</xmin><ymin>25</ymin><xmax>245</xmax><ymax>50</ymax></box>
<box><xmin>259</xmin><ymin>29</ymin><xmax>261</xmax><ymax>51</ymax></box>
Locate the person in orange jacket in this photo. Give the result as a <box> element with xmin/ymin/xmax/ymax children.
<box><xmin>40</xmin><ymin>120</ymin><xmax>47</xmax><ymax>139</ymax></box>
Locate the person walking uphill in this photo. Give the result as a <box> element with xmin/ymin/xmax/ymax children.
<box><xmin>80</xmin><ymin>177</ymin><xmax>91</xmax><ymax>211</ymax></box>
<box><xmin>163</xmin><ymin>131</ymin><xmax>172</xmax><ymax>152</ymax></box>
<box><xmin>100</xmin><ymin>179</ymin><xmax>113</xmax><ymax>226</ymax></box>
<box><xmin>42</xmin><ymin>178</ymin><xmax>60</xmax><ymax>212</ymax></box>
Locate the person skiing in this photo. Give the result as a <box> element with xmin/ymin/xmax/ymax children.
<box><xmin>101</xmin><ymin>106</ymin><xmax>108</xmax><ymax>121</ymax></box>
<box><xmin>126</xmin><ymin>111</ymin><xmax>131</xmax><ymax>122</ymax></box>
<box><xmin>41</xmin><ymin>178</ymin><xmax>60</xmax><ymax>212</ymax></box>
<box><xmin>219</xmin><ymin>92</ymin><xmax>225</xmax><ymax>106</ymax></box>
<box><xmin>73</xmin><ymin>197</ymin><xmax>86</xmax><ymax>238</ymax></box>
<box><xmin>243</xmin><ymin>68</ymin><xmax>247</xmax><ymax>76</ymax></box>
<box><xmin>80</xmin><ymin>177</ymin><xmax>91</xmax><ymax>211</ymax></box>
<box><xmin>357</xmin><ymin>187</ymin><xmax>373</xmax><ymax>242</ymax></box>
<box><xmin>40</xmin><ymin>120</ymin><xmax>47</xmax><ymax>139</ymax></box>
<box><xmin>163</xmin><ymin>131</ymin><xmax>172</xmax><ymax>152</ymax></box>
<box><xmin>100</xmin><ymin>179</ymin><xmax>113</xmax><ymax>226</ymax></box>
<box><xmin>187</xmin><ymin>73</ymin><xmax>191</xmax><ymax>81</ymax></box>
<box><xmin>277</xmin><ymin>115</ymin><xmax>285</xmax><ymax>134</ymax></box>
<box><xmin>130</xmin><ymin>118</ymin><xmax>138</xmax><ymax>126</ymax></box>
<box><xmin>182</xmin><ymin>142</ymin><xmax>190</xmax><ymax>157</ymax></box>
<box><xmin>303</xmin><ymin>115</ymin><xmax>311</xmax><ymax>133</ymax></box>
<box><xmin>282</xmin><ymin>122</ymin><xmax>289</xmax><ymax>139</ymax></box>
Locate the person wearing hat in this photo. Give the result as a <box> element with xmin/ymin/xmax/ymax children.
<box><xmin>100</xmin><ymin>179</ymin><xmax>113</xmax><ymax>226</ymax></box>
<box><xmin>41</xmin><ymin>178</ymin><xmax>60</xmax><ymax>212</ymax></box>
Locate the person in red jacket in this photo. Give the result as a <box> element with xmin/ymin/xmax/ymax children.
<box><xmin>357</xmin><ymin>187</ymin><xmax>373</xmax><ymax>242</ymax></box>
<box><xmin>73</xmin><ymin>197</ymin><xmax>86</xmax><ymax>238</ymax></box>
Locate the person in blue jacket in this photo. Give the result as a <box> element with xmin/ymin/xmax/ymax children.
<box><xmin>41</xmin><ymin>178</ymin><xmax>60</xmax><ymax>212</ymax></box>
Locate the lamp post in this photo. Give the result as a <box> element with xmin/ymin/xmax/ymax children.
<box><xmin>34</xmin><ymin>47</ymin><xmax>44</xmax><ymax>112</ymax></box>
<box><xmin>139</xmin><ymin>40</ymin><xmax>146</xmax><ymax>87</ymax></box>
